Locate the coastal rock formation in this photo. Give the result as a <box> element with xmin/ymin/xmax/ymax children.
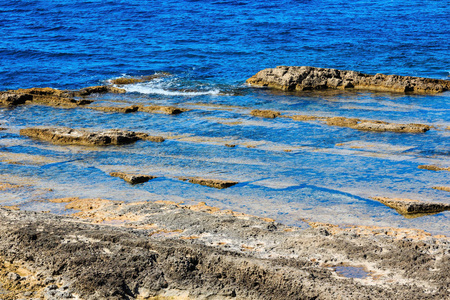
<box><xmin>138</xmin><ymin>105</ymin><xmax>190</xmax><ymax>115</ymax></box>
<box><xmin>110</xmin><ymin>172</ymin><xmax>157</xmax><ymax>184</ymax></box>
<box><xmin>1</xmin><ymin>88</ymin><xmax>92</xmax><ymax>107</ymax></box>
<box><xmin>290</xmin><ymin>115</ymin><xmax>431</xmax><ymax>133</ymax></box>
<box><xmin>75</xmin><ymin>85</ymin><xmax>126</xmax><ymax>96</ymax></box>
<box><xmin>20</xmin><ymin>127</ymin><xmax>142</xmax><ymax>146</ymax></box>
<box><xmin>90</xmin><ymin>105</ymin><xmax>140</xmax><ymax>113</ymax></box>
<box><xmin>250</xmin><ymin>109</ymin><xmax>281</xmax><ymax>119</ymax></box>
<box><xmin>1</xmin><ymin>202</ymin><xmax>449</xmax><ymax>299</ymax></box>
<box><xmin>247</xmin><ymin>66</ymin><xmax>450</xmax><ymax>94</ymax></box>
<box><xmin>418</xmin><ymin>165</ymin><xmax>450</xmax><ymax>171</ymax></box>
<box><xmin>433</xmin><ymin>186</ymin><xmax>450</xmax><ymax>192</ymax></box>
<box><xmin>371</xmin><ymin>197</ymin><xmax>450</xmax><ymax>215</ymax></box>
<box><xmin>179</xmin><ymin>177</ymin><xmax>238</xmax><ymax>189</ymax></box>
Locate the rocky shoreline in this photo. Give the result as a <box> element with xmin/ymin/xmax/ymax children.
<box><xmin>247</xmin><ymin>66</ymin><xmax>450</xmax><ymax>94</ymax></box>
<box><xmin>1</xmin><ymin>200</ymin><xmax>449</xmax><ymax>300</ymax></box>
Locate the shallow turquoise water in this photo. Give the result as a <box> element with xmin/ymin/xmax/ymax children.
<box><xmin>0</xmin><ymin>0</ymin><xmax>449</xmax><ymax>234</ymax></box>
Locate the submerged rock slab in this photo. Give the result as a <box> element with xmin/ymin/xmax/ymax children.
<box><xmin>247</xmin><ymin>66</ymin><xmax>450</xmax><ymax>94</ymax></box>
<box><xmin>179</xmin><ymin>177</ymin><xmax>238</xmax><ymax>189</ymax></box>
<box><xmin>250</xmin><ymin>109</ymin><xmax>281</xmax><ymax>119</ymax></box>
<box><xmin>290</xmin><ymin>115</ymin><xmax>431</xmax><ymax>133</ymax></box>
<box><xmin>138</xmin><ymin>105</ymin><xmax>190</xmax><ymax>115</ymax></box>
<box><xmin>109</xmin><ymin>73</ymin><xmax>171</xmax><ymax>85</ymax></box>
<box><xmin>20</xmin><ymin>127</ymin><xmax>142</xmax><ymax>146</ymax></box>
<box><xmin>371</xmin><ymin>197</ymin><xmax>450</xmax><ymax>215</ymax></box>
<box><xmin>418</xmin><ymin>165</ymin><xmax>450</xmax><ymax>171</ymax></box>
<box><xmin>110</xmin><ymin>172</ymin><xmax>157</xmax><ymax>184</ymax></box>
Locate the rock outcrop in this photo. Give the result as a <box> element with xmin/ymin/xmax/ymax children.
<box><xmin>179</xmin><ymin>177</ymin><xmax>239</xmax><ymax>189</ymax></box>
<box><xmin>1</xmin><ymin>88</ymin><xmax>92</xmax><ymax>108</ymax></box>
<box><xmin>371</xmin><ymin>197</ymin><xmax>450</xmax><ymax>215</ymax></box>
<box><xmin>19</xmin><ymin>127</ymin><xmax>164</xmax><ymax>146</ymax></box>
<box><xmin>109</xmin><ymin>73</ymin><xmax>171</xmax><ymax>85</ymax></box>
<box><xmin>250</xmin><ymin>109</ymin><xmax>281</xmax><ymax>119</ymax></box>
<box><xmin>418</xmin><ymin>165</ymin><xmax>450</xmax><ymax>171</ymax></box>
<box><xmin>289</xmin><ymin>115</ymin><xmax>431</xmax><ymax>133</ymax></box>
<box><xmin>247</xmin><ymin>66</ymin><xmax>450</xmax><ymax>94</ymax></box>
<box><xmin>110</xmin><ymin>172</ymin><xmax>157</xmax><ymax>184</ymax></box>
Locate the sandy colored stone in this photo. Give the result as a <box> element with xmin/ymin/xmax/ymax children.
<box><xmin>250</xmin><ymin>109</ymin><xmax>281</xmax><ymax>119</ymax></box>
<box><xmin>20</xmin><ymin>127</ymin><xmax>143</xmax><ymax>146</ymax></box>
<box><xmin>138</xmin><ymin>105</ymin><xmax>190</xmax><ymax>115</ymax></box>
<box><xmin>433</xmin><ymin>186</ymin><xmax>450</xmax><ymax>192</ymax></box>
<box><xmin>110</xmin><ymin>172</ymin><xmax>157</xmax><ymax>184</ymax></box>
<box><xmin>0</xmin><ymin>183</ymin><xmax>23</xmax><ymax>191</ymax></box>
<box><xmin>90</xmin><ymin>105</ymin><xmax>140</xmax><ymax>113</ymax></box>
<box><xmin>247</xmin><ymin>66</ymin><xmax>450</xmax><ymax>94</ymax></box>
<box><xmin>371</xmin><ymin>197</ymin><xmax>450</xmax><ymax>215</ymax></box>
<box><xmin>76</xmin><ymin>85</ymin><xmax>126</xmax><ymax>96</ymax></box>
<box><xmin>179</xmin><ymin>177</ymin><xmax>238</xmax><ymax>189</ymax></box>
<box><xmin>0</xmin><ymin>92</ymin><xmax>32</xmax><ymax>106</ymax></box>
<box><xmin>0</xmin><ymin>205</ymin><xmax>20</xmax><ymax>211</ymax></box>
<box><xmin>290</xmin><ymin>115</ymin><xmax>323</xmax><ymax>121</ymax></box>
<box><xmin>418</xmin><ymin>165</ymin><xmax>450</xmax><ymax>171</ymax></box>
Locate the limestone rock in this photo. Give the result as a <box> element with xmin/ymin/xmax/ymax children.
<box><xmin>110</xmin><ymin>73</ymin><xmax>170</xmax><ymax>85</ymax></box>
<box><xmin>247</xmin><ymin>66</ymin><xmax>450</xmax><ymax>94</ymax></box>
<box><xmin>371</xmin><ymin>197</ymin><xmax>450</xmax><ymax>215</ymax></box>
<box><xmin>110</xmin><ymin>172</ymin><xmax>157</xmax><ymax>184</ymax></box>
<box><xmin>90</xmin><ymin>105</ymin><xmax>140</xmax><ymax>113</ymax></box>
<box><xmin>418</xmin><ymin>165</ymin><xmax>450</xmax><ymax>171</ymax></box>
<box><xmin>0</xmin><ymin>92</ymin><xmax>32</xmax><ymax>106</ymax></box>
<box><xmin>179</xmin><ymin>177</ymin><xmax>238</xmax><ymax>189</ymax></box>
<box><xmin>250</xmin><ymin>109</ymin><xmax>281</xmax><ymax>119</ymax></box>
<box><xmin>138</xmin><ymin>105</ymin><xmax>190</xmax><ymax>115</ymax></box>
<box><xmin>20</xmin><ymin>127</ymin><xmax>141</xmax><ymax>146</ymax></box>
<box><xmin>76</xmin><ymin>85</ymin><xmax>126</xmax><ymax>96</ymax></box>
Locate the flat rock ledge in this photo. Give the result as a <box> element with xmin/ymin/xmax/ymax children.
<box><xmin>90</xmin><ymin>105</ymin><xmax>189</xmax><ymax>115</ymax></box>
<box><xmin>1</xmin><ymin>202</ymin><xmax>449</xmax><ymax>300</ymax></box>
<box><xmin>246</xmin><ymin>66</ymin><xmax>450</xmax><ymax>94</ymax></box>
<box><xmin>110</xmin><ymin>172</ymin><xmax>157</xmax><ymax>184</ymax></box>
<box><xmin>179</xmin><ymin>177</ymin><xmax>239</xmax><ymax>189</ymax></box>
<box><xmin>371</xmin><ymin>197</ymin><xmax>450</xmax><ymax>216</ymax></box>
<box><xmin>0</xmin><ymin>86</ymin><xmax>126</xmax><ymax>108</ymax></box>
<box><xmin>20</xmin><ymin>127</ymin><xmax>164</xmax><ymax>146</ymax></box>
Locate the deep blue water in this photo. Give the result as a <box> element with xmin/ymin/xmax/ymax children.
<box><xmin>0</xmin><ymin>0</ymin><xmax>449</xmax><ymax>234</ymax></box>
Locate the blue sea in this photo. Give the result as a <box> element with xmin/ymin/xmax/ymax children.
<box><xmin>0</xmin><ymin>1</ymin><xmax>449</xmax><ymax>234</ymax></box>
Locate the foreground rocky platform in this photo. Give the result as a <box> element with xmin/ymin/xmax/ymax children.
<box><xmin>247</xmin><ymin>66</ymin><xmax>450</xmax><ymax>94</ymax></box>
<box><xmin>0</xmin><ymin>199</ymin><xmax>449</xmax><ymax>300</ymax></box>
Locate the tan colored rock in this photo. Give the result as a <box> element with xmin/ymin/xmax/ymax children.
<box><xmin>20</xmin><ymin>127</ymin><xmax>141</xmax><ymax>146</ymax></box>
<box><xmin>179</xmin><ymin>177</ymin><xmax>238</xmax><ymax>189</ymax></box>
<box><xmin>90</xmin><ymin>105</ymin><xmax>140</xmax><ymax>113</ymax></box>
<box><xmin>326</xmin><ymin>117</ymin><xmax>360</xmax><ymax>127</ymax></box>
<box><xmin>250</xmin><ymin>109</ymin><xmax>281</xmax><ymax>119</ymax></box>
<box><xmin>432</xmin><ymin>186</ymin><xmax>450</xmax><ymax>192</ymax></box>
<box><xmin>0</xmin><ymin>92</ymin><xmax>32</xmax><ymax>106</ymax></box>
<box><xmin>110</xmin><ymin>172</ymin><xmax>157</xmax><ymax>184</ymax></box>
<box><xmin>418</xmin><ymin>165</ymin><xmax>450</xmax><ymax>171</ymax></box>
<box><xmin>247</xmin><ymin>66</ymin><xmax>450</xmax><ymax>94</ymax></box>
<box><xmin>76</xmin><ymin>85</ymin><xmax>126</xmax><ymax>96</ymax></box>
<box><xmin>371</xmin><ymin>197</ymin><xmax>450</xmax><ymax>215</ymax></box>
<box><xmin>138</xmin><ymin>105</ymin><xmax>189</xmax><ymax>115</ymax></box>
<box><xmin>134</xmin><ymin>132</ymin><xmax>165</xmax><ymax>142</ymax></box>
<box><xmin>2</xmin><ymin>88</ymin><xmax>92</xmax><ymax>107</ymax></box>
<box><xmin>290</xmin><ymin>115</ymin><xmax>323</xmax><ymax>121</ymax></box>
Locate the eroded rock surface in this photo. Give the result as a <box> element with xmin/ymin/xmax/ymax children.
<box><xmin>419</xmin><ymin>165</ymin><xmax>450</xmax><ymax>171</ymax></box>
<box><xmin>290</xmin><ymin>115</ymin><xmax>431</xmax><ymax>133</ymax></box>
<box><xmin>109</xmin><ymin>73</ymin><xmax>171</xmax><ymax>85</ymax></box>
<box><xmin>250</xmin><ymin>109</ymin><xmax>281</xmax><ymax>119</ymax></box>
<box><xmin>110</xmin><ymin>172</ymin><xmax>157</xmax><ymax>184</ymax></box>
<box><xmin>179</xmin><ymin>177</ymin><xmax>239</xmax><ymax>189</ymax></box>
<box><xmin>371</xmin><ymin>197</ymin><xmax>450</xmax><ymax>216</ymax></box>
<box><xmin>0</xmin><ymin>202</ymin><xmax>449</xmax><ymax>300</ymax></box>
<box><xmin>247</xmin><ymin>66</ymin><xmax>450</xmax><ymax>94</ymax></box>
<box><xmin>20</xmin><ymin>127</ymin><xmax>142</xmax><ymax>146</ymax></box>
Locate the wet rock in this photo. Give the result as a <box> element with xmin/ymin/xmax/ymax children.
<box><xmin>90</xmin><ymin>105</ymin><xmax>140</xmax><ymax>113</ymax></box>
<box><xmin>250</xmin><ymin>109</ymin><xmax>281</xmax><ymax>119</ymax></box>
<box><xmin>295</xmin><ymin>115</ymin><xmax>431</xmax><ymax>133</ymax></box>
<box><xmin>432</xmin><ymin>186</ymin><xmax>450</xmax><ymax>192</ymax></box>
<box><xmin>371</xmin><ymin>197</ymin><xmax>450</xmax><ymax>215</ymax></box>
<box><xmin>134</xmin><ymin>132</ymin><xmax>165</xmax><ymax>142</ymax></box>
<box><xmin>76</xmin><ymin>85</ymin><xmax>126</xmax><ymax>96</ymax></box>
<box><xmin>0</xmin><ymin>93</ymin><xmax>32</xmax><ymax>106</ymax></box>
<box><xmin>2</xmin><ymin>88</ymin><xmax>92</xmax><ymax>107</ymax></box>
<box><xmin>418</xmin><ymin>165</ymin><xmax>450</xmax><ymax>171</ymax></box>
<box><xmin>247</xmin><ymin>66</ymin><xmax>450</xmax><ymax>94</ymax></box>
<box><xmin>225</xmin><ymin>143</ymin><xmax>236</xmax><ymax>148</ymax></box>
<box><xmin>110</xmin><ymin>73</ymin><xmax>170</xmax><ymax>85</ymax></box>
<box><xmin>179</xmin><ymin>177</ymin><xmax>238</xmax><ymax>189</ymax></box>
<box><xmin>20</xmin><ymin>127</ymin><xmax>141</xmax><ymax>146</ymax></box>
<box><xmin>110</xmin><ymin>172</ymin><xmax>157</xmax><ymax>184</ymax></box>
<box><xmin>138</xmin><ymin>105</ymin><xmax>190</xmax><ymax>115</ymax></box>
